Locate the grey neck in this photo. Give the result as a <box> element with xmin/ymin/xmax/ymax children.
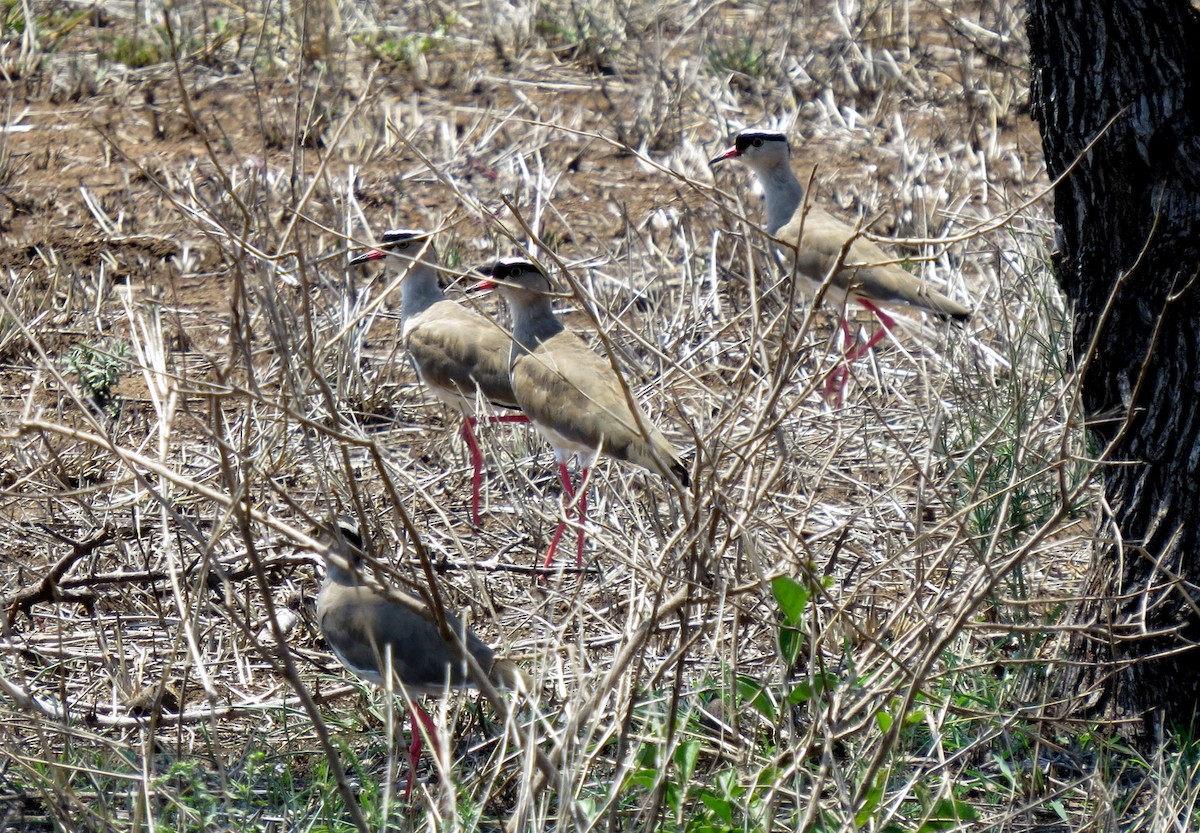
<box><xmin>399</xmin><ymin>261</ymin><xmax>447</xmax><ymax>322</ymax></box>
<box><xmin>508</xmin><ymin>294</ymin><xmax>564</xmax><ymax>353</ymax></box>
<box><xmin>322</xmin><ymin>553</ymin><xmax>359</xmax><ymax>588</ymax></box>
<box><xmin>758</xmin><ymin>162</ymin><xmax>805</xmax><ymax>236</ymax></box>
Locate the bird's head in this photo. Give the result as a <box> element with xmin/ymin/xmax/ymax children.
<box><xmin>709</xmin><ymin>130</ymin><xmax>791</xmax><ymax>171</ymax></box>
<box><xmin>310</xmin><ymin>517</ymin><xmax>367</xmax><ymax>583</ymax></box>
<box><xmin>349</xmin><ymin>228</ymin><xmax>438</xmax><ymax>269</ymax></box>
<box><xmin>473</xmin><ymin>258</ymin><xmax>554</xmax><ymax>299</ymax></box>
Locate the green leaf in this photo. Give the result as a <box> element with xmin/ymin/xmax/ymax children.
<box><xmin>636</xmin><ymin>741</ymin><xmax>662</xmax><ymax>767</ymax></box>
<box><xmin>628</xmin><ymin>768</ymin><xmax>656</xmax><ymax>790</ymax></box>
<box><xmin>788</xmin><ymin>671</ymin><xmax>837</xmax><ymax>705</ymax></box>
<box><xmin>855</xmin><ymin>782</ymin><xmax>884</xmax><ymax>826</ymax></box>
<box><xmin>675</xmin><ymin>739</ymin><xmax>700</xmax><ymax>782</ymax></box>
<box><xmin>876</xmin><ymin>711</ymin><xmax>894</xmax><ymax>732</ymax></box>
<box><xmin>771</xmin><ymin>576</ymin><xmax>810</xmax><ymax>624</ymax></box>
<box><xmin>754</xmin><ymin>766</ymin><xmax>779</xmax><ymax>788</ymax></box>
<box><xmin>664</xmin><ymin>781</ymin><xmax>682</xmax><ymax>815</ymax></box>
<box><xmin>786</xmin><ymin>681</ymin><xmax>811</xmax><ymax>704</ymax></box>
<box><xmin>778</xmin><ymin>625</ymin><xmax>804</xmax><ymax>665</ymax></box>
<box><xmin>919</xmin><ymin>797</ymin><xmax>978</xmax><ymax>831</ymax></box>
<box><xmin>712</xmin><ymin>767</ymin><xmax>744</xmax><ymax>799</ymax></box>
<box><xmin>699</xmin><ymin>793</ymin><xmax>735</xmax><ymax>826</ymax></box>
<box><xmin>994</xmin><ymin>753</ymin><xmax>1015</xmax><ymax>786</ymax></box>
<box><xmin>735</xmin><ymin>675</ymin><xmax>777</xmax><ymax>721</ymax></box>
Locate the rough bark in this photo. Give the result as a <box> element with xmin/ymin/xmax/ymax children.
<box><xmin>1027</xmin><ymin>0</ymin><xmax>1200</xmax><ymax>739</ymax></box>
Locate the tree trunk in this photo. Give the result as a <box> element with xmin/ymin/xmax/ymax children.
<box><xmin>1027</xmin><ymin>0</ymin><xmax>1200</xmax><ymax>740</ymax></box>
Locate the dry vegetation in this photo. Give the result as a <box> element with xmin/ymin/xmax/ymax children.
<box><xmin>1</xmin><ymin>0</ymin><xmax>1197</xmax><ymax>830</ymax></box>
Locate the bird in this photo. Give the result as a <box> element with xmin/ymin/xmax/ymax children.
<box><xmin>350</xmin><ymin>229</ymin><xmax>529</xmax><ymax>527</ymax></box>
<box><xmin>475</xmin><ymin>258</ymin><xmax>689</xmax><ymax>569</ymax></box>
<box><xmin>312</xmin><ymin>519</ymin><xmax>529</xmax><ymax>798</ymax></box>
<box><xmin>709</xmin><ymin>129</ymin><xmax>971</xmax><ymax>405</ymax></box>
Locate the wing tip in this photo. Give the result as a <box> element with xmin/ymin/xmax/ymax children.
<box><xmin>674</xmin><ymin>462</ymin><xmax>691</xmax><ymax>489</ymax></box>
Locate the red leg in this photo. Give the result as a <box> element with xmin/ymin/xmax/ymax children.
<box><xmin>542</xmin><ymin>463</ymin><xmax>576</xmax><ymax>569</ymax></box>
<box><xmin>575</xmin><ymin>468</ymin><xmax>590</xmax><ymax>567</ymax></box>
<box><xmin>843</xmin><ymin>300</ymin><xmax>896</xmax><ymax>362</ymax></box>
<box><xmin>465</xmin><ymin>413</ymin><xmax>528</xmax><ymax>526</ymax></box>
<box><xmin>819</xmin><ymin>316</ymin><xmax>856</xmax><ymax>407</ymax></box>
<box><xmin>838</xmin><ymin>315</ymin><xmax>855</xmax><ymax>353</ymax></box>
<box><xmin>543</xmin><ymin>522</ymin><xmax>568</xmax><ymax>569</ymax></box>
<box><xmin>823</xmin><ymin>365</ymin><xmax>848</xmax><ymax>408</ymax></box>
<box><xmin>461</xmin><ymin>418</ymin><xmax>484</xmax><ymax>527</ymax></box>
<box><xmin>487</xmin><ymin>414</ymin><xmax>531</xmax><ymax>424</ymax></box>
<box><xmin>858</xmin><ymin>299</ymin><xmax>895</xmax><ymax>330</ymax></box>
<box><xmin>824</xmin><ymin>302</ymin><xmax>897</xmax><ymax>404</ymax></box>
<box><xmin>406</xmin><ymin>703</ymin><xmax>438</xmax><ymax>801</ymax></box>
<box><xmin>557</xmin><ymin>462</ymin><xmax>575</xmax><ymax>496</ymax></box>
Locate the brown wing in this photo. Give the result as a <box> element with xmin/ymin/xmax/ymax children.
<box><xmin>320</xmin><ymin>584</ymin><xmax>495</xmax><ymax>691</ymax></box>
<box><xmin>781</xmin><ymin>208</ymin><xmax>971</xmax><ymax>321</ymax></box>
<box><xmin>404</xmin><ymin>301</ymin><xmax>521</xmax><ymax>408</ymax></box>
<box><xmin>513</xmin><ymin>330</ymin><xmax>687</xmax><ymax>483</ymax></box>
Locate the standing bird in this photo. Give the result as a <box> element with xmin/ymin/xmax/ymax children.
<box><xmin>476</xmin><ymin>258</ymin><xmax>689</xmax><ymax>569</ymax></box>
<box><xmin>313</xmin><ymin>520</ymin><xmax>529</xmax><ymax>798</ymax></box>
<box><xmin>351</xmin><ymin>229</ymin><xmax>528</xmax><ymax>526</ymax></box>
<box><xmin>709</xmin><ymin>129</ymin><xmax>971</xmax><ymax>405</ymax></box>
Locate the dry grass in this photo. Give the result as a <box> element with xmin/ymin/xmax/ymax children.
<box><xmin>0</xmin><ymin>0</ymin><xmax>1193</xmax><ymax>831</ymax></box>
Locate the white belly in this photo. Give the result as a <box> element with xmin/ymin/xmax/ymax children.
<box><xmin>532</xmin><ymin>419</ymin><xmax>601</xmax><ymax>468</ymax></box>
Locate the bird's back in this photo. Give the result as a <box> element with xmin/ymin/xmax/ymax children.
<box><xmin>318</xmin><ymin>582</ymin><xmax>496</xmax><ymax>694</ymax></box>
<box><xmin>404</xmin><ymin>300</ymin><xmax>521</xmax><ymax>410</ymax></box>
<box><xmin>512</xmin><ymin>328</ymin><xmax>688</xmax><ymax>484</ymax></box>
<box><xmin>776</xmin><ymin>207</ymin><xmax>971</xmax><ymax>322</ymax></box>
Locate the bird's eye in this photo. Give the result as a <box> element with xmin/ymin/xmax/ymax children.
<box><xmin>396</xmin><ymin>240</ymin><xmax>410</xmax><ymax>250</ymax></box>
<box><xmin>752</xmin><ymin>138</ymin><xmax>764</xmax><ymax>147</ymax></box>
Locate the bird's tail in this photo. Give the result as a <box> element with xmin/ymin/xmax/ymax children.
<box><xmin>673</xmin><ymin>461</ymin><xmax>691</xmax><ymax>488</ymax></box>
<box><xmin>919</xmin><ymin>287</ymin><xmax>971</xmax><ymax>323</ymax></box>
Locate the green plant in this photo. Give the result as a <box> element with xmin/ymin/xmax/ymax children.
<box><xmin>944</xmin><ymin>242</ymin><xmax>1096</xmax><ymax>608</ymax></box>
<box><xmin>65</xmin><ymin>341</ymin><xmax>130</xmax><ymax>418</ymax></box>
<box><xmin>735</xmin><ymin>576</ymin><xmax>839</xmax><ymax>721</ymax></box>
<box><xmin>156</xmin><ymin>759</ymin><xmax>222</xmax><ymax>831</ymax></box>
<box><xmin>0</xmin><ymin>0</ymin><xmax>75</xmax><ymax>77</ymax></box>
<box><xmin>2</xmin><ymin>0</ymin><xmax>25</xmax><ymax>35</ymax></box>
<box><xmin>707</xmin><ymin>37</ymin><xmax>769</xmax><ymax>80</ymax></box>
<box><xmin>3</xmin><ymin>1</ymin><xmax>90</xmax><ymax>42</ymax></box>
<box><xmin>360</xmin><ymin>14</ymin><xmax>458</xmax><ymax>67</ymax></box>
<box><xmin>99</xmin><ymin>24</ymin><xmax>198</xmax><ymax>68</ymax></box>
<box><xmin>534</xmin><ymin>4</ymin><xmax>618</xmax><ymax>73</ymax></box>
<box><xmin>618</xmin><ymin>576</ymin><xmax>836</xmax><ymax>833</ymax></box>
<box><xmin>102</xmin><ymin>34</ymin><xmax>165</xmax><ymax>68</ymax></box>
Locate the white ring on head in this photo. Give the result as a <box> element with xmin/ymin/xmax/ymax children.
<box><xmin>494</xmin><ymin>257</ymin><xmax>538</xmax><ymax>270</ymax></box>
<box><xmin>378</xmin><ymin>228</ymin><xmax>428</xmax><ymax>244</ymax></box>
